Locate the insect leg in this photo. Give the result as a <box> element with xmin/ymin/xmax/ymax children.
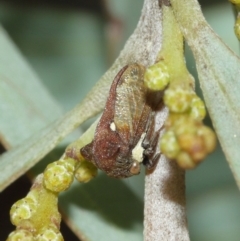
<box><xmin>142</xmin><ymin>112</ymin><xmax>155</xmax><ymax>149</ymax></box>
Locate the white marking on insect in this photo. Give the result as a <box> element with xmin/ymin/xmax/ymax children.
<box><xmin>110</xmin><ymin>122</ymin><xmax>116</xmax><ymax>131</ymax></box>
<box><xmin>132</xmin><ymin>133</ymin><xmax>146</xmax><ymax>163</ymax></box>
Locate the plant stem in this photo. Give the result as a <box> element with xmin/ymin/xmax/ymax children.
<box><xmin>144</xmin><ymin>3</ymin><xmax>189</xmax><ymax>241</ymax></box>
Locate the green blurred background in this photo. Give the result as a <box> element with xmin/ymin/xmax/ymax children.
<box><xmin>0</xmin><ymin>0</ymin><xmax>239</xmax><ymax>240</ymax></box>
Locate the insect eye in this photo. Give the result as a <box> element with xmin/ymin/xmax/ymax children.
<box><xmin>129</xmin><ymin>161</ymin><xmax>141</xmax><ymax>175</ymax></box>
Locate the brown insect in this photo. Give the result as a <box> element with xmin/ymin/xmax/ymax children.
<box><xmin>80</xmin><ymin>63</ymin><xmax>160</xmax><ymax>178</ymax></box>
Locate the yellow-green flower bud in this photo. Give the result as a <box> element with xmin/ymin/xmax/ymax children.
<box><xmin>10</xmin><ymin>198</ymin><xmax>37</xmax><ymax>226</ymax></box>
<box><xmin>179</xmin><ymin>134</ymin><xmax>206</xmax><ymax>162</ymax></box>
<box><xmin>164</xmin><ymin>87</ymin><xmax>194</xmax><ymax>113</ymax></box>
<box><xmin>197</xmin><ymin>126</ymin><xmax>216</xmax><ymax>154</ymax></box>
<box><xmin>43</xmin><ymin>160</ymin><xmax>75</xmax><ymax>193</ymax></box>
<box><xmin>234</xmin><ymin>17</ymin><xmax>240</xmax><ymax>41</ymax></box>
<box><xmin>144</xmin><ymin>62</ymin><xmax>170</xmax><ymax>91</ymax></box>
<box><xmin>36</xmin><ymin>227</ymin><xmax>63</xmax><ymax>241</ymax></box>
<box><xmin>173</xmin><ymin>116</ymin><xmax>199</xmax><ymax>137</ymax></box>
<box><xmin>177</xmin><ymin>133</ymin><xmax>197</xmax><ymax>152</ymax></box>
<box><xmin>75</xmin><ymin>161</ymin><xmax>98</xmax><ymax>183</ymax></box>
<box><xmin>175</xmin><ymin>119</ymin><xmax>207</xmax><ymax>161</ymax></box>
<box><xmin>229</xmin><ymin>0</ymin><xmax>240</xmax><ymax>4</ymax></box>
<box><xmin>59</xmin><ymin>158</ymin><xmax>76</xmax><ymax>172</ymax></box>
<box><xmin>160</xmin><ymin>130</ymin><xmax>181</xmax><ymax>159</ymax></box>
<box><xmin>7</xmin><ymin>230</ymin><xmax>34</xmax><ymax>241</ymax></box>
<box><xmin>176</xmin><ymin>151</ymin><xmax>196</xmax><ymax>169</ymax></box>
<box><xmin>190</xmin><ymin>96</ymin><xmax>206</xmax><ymax>120</ymax></box>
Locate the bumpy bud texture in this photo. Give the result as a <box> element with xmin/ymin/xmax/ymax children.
<box><xmin>144</xmin><ymin>62</ymin><xmax>170</xmax><ymax>91</ymax></box>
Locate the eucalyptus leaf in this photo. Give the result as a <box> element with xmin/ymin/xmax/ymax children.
<box><xmin>0</xmin><ymin>25</ymin><xmax>62</xmax><ymax>148</ymax></box>
<box><xmin>0</xmin><ymin>22</ymin><xmax>111</xmax><ymax>192</ymax></box>
<box><xmin>171</xmin><ymin>0</ymin><xmax>240</xmax><ymax>188</ymax></box>
<box><xmin>0</xmin><ymin>77</ymin><xmax>111</xmax><ymax>192</ymax></box>
<box><xmin>187</xmin><ymin>185</ymin><xmax>240</xmax><ymax>241</ymax></box>
<box><xmin>59</xmin><ymin>173</ymin><xmax>144</xmax><ymax>241</ymax></box>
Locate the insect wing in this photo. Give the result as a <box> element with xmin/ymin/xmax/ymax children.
<box><xmin>114</xmin><ymin>64</ymin><xmax>151</xmax><ymax>146</ymax></box>
<box><xmin>80</xmin><ymin>65</ymin><xmax>128</xmax><ymax>169</ymax></box>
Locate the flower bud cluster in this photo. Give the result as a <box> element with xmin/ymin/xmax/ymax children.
<box><xmin>160</xmin><ymin>113</ymin><xmax>216</xmax><ymax>169</ymax></box>
<box><xmin>144</xmin><ymin>61</ymin><xmax>216</xmax><ymax>169</ymax></box>
<box><xmin>8</xmin><ymin>175</ymin><xmax>62</xmax><ymax>241</ymax></box>
<box><xmin>160</xmin><ymin>87</ymin><xmax>216</xmax><ymax>169</ymax></box>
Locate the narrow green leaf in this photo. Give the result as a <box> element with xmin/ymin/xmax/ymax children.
<box><xmin>0</xmin><ymin>22</ymin><xmax>115</xmax><ymax>191</ymax></box>
<box><xmin>171</xmin><ymin>0</ymin><xmax>240</xmax><ymax>188</ymax></box>
<box><xmin>60</xmin><ymin>174</ymin><xmax>144</xmax><ymax>241</ymax></box>
<box><xmin>0</xmin><ymin>26</ymin><xmax>62</xmax><ymax>148</ymax></box>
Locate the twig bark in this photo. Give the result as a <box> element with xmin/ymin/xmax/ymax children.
<box><xmin>142</xmin><ymin>1</ymin><xmax>190</xmax><ymax>240</ymax></box>
<box><xmin>144</xmin><ymin>104</ymin><xmax>189</xmax><ymax>241</ymax></box>
<box><xmin>144</xmin><ymin>157</ymin><xmax>189</xmax><ymax>241</ymax></box>
<box><xmin>144</xmin><ymin>153</ymin><xmax>189</xmax><ymax>240</ymax></box>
